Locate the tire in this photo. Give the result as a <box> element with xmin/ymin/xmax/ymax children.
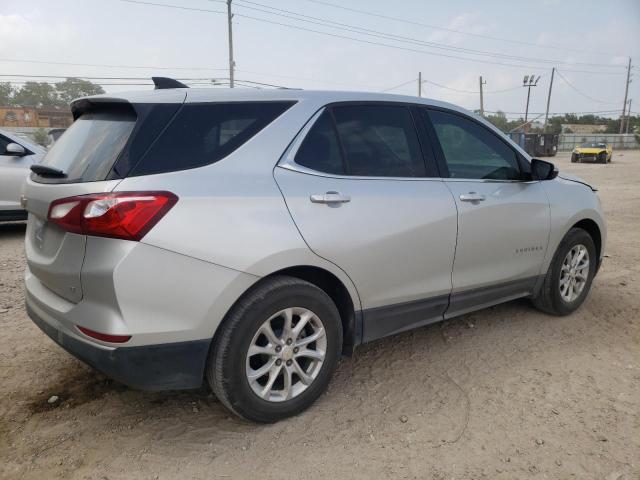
<box><xmin>571</xmin><ymin>153</ymin><xmax>579</xmax><ymax>163</ymax></box>
<box><xmin>532</xmin><ymin>228</ymin><xmax>597</xmax><ymax>316</ymax></box>
<box><xmin>207</xmin><ymin>275</ymin><xmax>342</xmax><ymax>423</ymax></box>
<box><xmin>598</xmin><ymin>152</ymin><xmax>607</xmax><ymax>164</ymax></box>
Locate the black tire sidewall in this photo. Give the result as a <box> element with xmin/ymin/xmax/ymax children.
<box><xmin>547</xmin><ymin>230</ymin><xmax>597</xmax><ymax>315</ymax></box>
<box><xmin>214</xmin><ymin>281</ymin><xmax>342</xmax><ymax>422</ymax></box>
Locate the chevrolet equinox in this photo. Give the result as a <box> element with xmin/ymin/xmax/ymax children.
<box><xmin>24</xmin><ymin>79</ymin><xmax>606</xmax><ymax>422</ymax></box>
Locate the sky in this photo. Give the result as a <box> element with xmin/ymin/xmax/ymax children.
<box><xmin>1</xmin><ymin>0</ymin><xmax>639</xmax><ymax>120</ymax></box>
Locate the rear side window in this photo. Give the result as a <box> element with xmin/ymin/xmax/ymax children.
<box><xmin>38</xmin><ymin>107</ymin><xmax>136</xmax><ymax>183</ymax></box>
<box><xmin>131</xmin><ymin>102</ymin><xmax>294</xmax><ymax>176</ymax></box>
<box><xmin>294</xmin><ymin>111</ymin><xmax>345</xmax><ymax>175</ymax></box>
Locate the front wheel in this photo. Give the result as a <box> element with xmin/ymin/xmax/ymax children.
<box><xmin>207</xmin><ymin>276</ymin><xmax>342</xmax><ymax>422</ymax></box>
<box><xmin>532</xmin><ymin>228</ymin><xmax>597</xmax><ymax>315</ymax></box>
<box><xmin>571</xmin><ymin>153</ymin><xmax>579</xmax><ymax>163</ymax></box>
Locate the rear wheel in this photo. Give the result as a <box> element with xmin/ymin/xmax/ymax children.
<box><xmin>207</xmin><ymin>276</ymin><xmax>342</xmax><ymax>422</ymax></box>
<box><xmin>532</xmin><ymin>228</ymin><xmax>597</xmax><ymax>316</ymax></box>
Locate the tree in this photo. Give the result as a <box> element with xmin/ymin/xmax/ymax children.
<box><xmin>32</xmin><ymin>128</ymin><xmax>51</xmax><ymax>147</ymax></box>
<box><xmin>12</xmin><ymin>82</ymin><xmax>60</xmax><ymax>107</ymax></box>
<box><xmin>55</xmin><ymin>78</ymin><xmax>105</xmax><ymax>105</ymax></box>
<box><xmin>484</xmin><ymin>110</ymin><xmax>510</xmax><ymax>131</ymax></box>
<box><xmin>0</xmin><ymin>82</ymin><xmax>14</xmax><ymax>105</ymax></box>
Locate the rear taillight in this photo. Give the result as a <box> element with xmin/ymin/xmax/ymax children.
<box><xmin>48</xmin><ymin>191</ymin><xmax>178</xmax><ymax>241</ymax></box>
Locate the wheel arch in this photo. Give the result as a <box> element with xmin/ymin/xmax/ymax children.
<box><xmin>571</xmin><ymin>218</ymin><xmax>602</xmax><ymax>261</ymax></box>
<box><xmin>265</xmin><ymin>266</ymin><xmax>361</xmax><ymax>355</ymax></box>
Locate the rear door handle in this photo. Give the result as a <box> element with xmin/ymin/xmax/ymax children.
<box><xmin>310</xmin><ymin>191</ymin><xmax>351</xmax><ymax>204</ymax></box>
<box><xmin>459</xmin><ymin>192</ymin><xmax>486</xmax><ymax>202</ymax></box>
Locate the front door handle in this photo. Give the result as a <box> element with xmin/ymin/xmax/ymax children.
<box><xmin>310</xmin><ymin>191</ymin><xmax>351</xmax><ymax>204</ymax></box>
<box><xmin>459</xmin><ymin>192</ymin><xmax>486</xmax><ymax>202</ymax></box>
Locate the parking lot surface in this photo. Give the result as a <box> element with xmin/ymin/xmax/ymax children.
<box><xmin>1</xmin><ymin>151</ymin><xmax>638</xmax><ymax>480</ymax></box>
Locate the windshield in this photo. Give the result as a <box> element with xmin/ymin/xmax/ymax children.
<box><xmin>37</xmin><ymin>108</ymin><xmax>136</xmax><ymax>183</ymax></box>
<box><xmin>580</xmin><ymin>142</ymin><xmax>606</xmax><ymax>148</ymax></box>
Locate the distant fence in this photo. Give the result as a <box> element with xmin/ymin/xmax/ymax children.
<box><xmin>558</xmin><ymin>133</ymin><xmax>639</xmax><ymax>151</ymax></box>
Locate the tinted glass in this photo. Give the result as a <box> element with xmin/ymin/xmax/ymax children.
<box><xmin>36</xmin><ymin>108</ymin><xmax>136</xmax><ymax>182</ymax></box>
<box><xmin>132</xmin><ymin>102</ymin><xmax>293</xmax><ymax>176</ymax></box>
<box><xmin>332</xmin><ymin>105</ymin><xmax>425</xmax><ymax>177</ymax></box>
<box><xmin>294</xmin><ymin>111</ymin><xmax>345</xmax><ymax>174</ymax></box>
<box><xmin>427</xmin><ymin>110</ymin><xmax>521</xmax><ymax>180</ymax></box>
<box><xmin>0</xmin><ymin>135</ymin><xmax>10</xmax><ymax>155</ymax></box>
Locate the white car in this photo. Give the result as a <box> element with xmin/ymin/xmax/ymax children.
<box><xmin>0</xmin><ymin>129</ymin><xmax>46</xmax><ymax>221</ymax></box>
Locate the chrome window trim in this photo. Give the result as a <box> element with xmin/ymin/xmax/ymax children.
<box><xmin>277</xmin><ymin>105</ymin><xmax>538</xmax><ymax>184</ymax></box>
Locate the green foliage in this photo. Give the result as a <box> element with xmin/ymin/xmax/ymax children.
<box><xmin>5</xmin><ymin>78</ymin><xmax>105</xmax><ymax>107</ymax></box>
<box><xmin>12</xmin><ymin>82</ymin><xmax>61</xmax><ymax>107</ymax></box>
<box><xmin>55</xmin><ymin>78</ymin><xmax>105</xmax><ymax>104</ymax></box>
<box><xmin>0</xmin><ymin>82</ymin><xmax>14</xmax><ymax>105</ymax></box>
<box><xmin>483</xmin><ymin>110</ymin><xmax>524</xmax><ymax>132</ymax></box>
<box><xmin>32</xmin><ymin>128</ymin><xmax>51</xmax><ymax>147</ymax></box>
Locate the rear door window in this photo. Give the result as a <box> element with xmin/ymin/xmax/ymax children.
<box><xmin>35</xmin><ymin>107</ymin><xmax>136</xmax><ymax>183</ymax></box>
<box><xmin>131</xmin><ymin>102</ymin><xmax>294</xmax><ymax>176</ymax></box>
<box><xmin>331</xmin><ymin>105</ymin><xmax>425</xmax><ymax>177</ymax></box>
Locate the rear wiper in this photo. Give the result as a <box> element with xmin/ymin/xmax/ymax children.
<box><xmin>31</xmin><ymin>165</ymin><xmax>67</xmax><ymax>178</ymax></box>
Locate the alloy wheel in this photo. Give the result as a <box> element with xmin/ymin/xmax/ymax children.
<box><xmin>245</xmin><ymin>307</ymin><xmax>327</xmax><ymax>402</ymax></box>
<box><xmin>559</xmin><ymin>244</ymin><xmax>589</xmax><ymax>302</ymax></box>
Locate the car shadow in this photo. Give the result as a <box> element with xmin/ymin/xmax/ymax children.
<box><xmin>0</xmin><ymin>221</ymin><xmax>27</xmax><ymax>237</ymax></box>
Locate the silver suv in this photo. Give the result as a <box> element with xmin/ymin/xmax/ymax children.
<box><xmin>24</xmin><ymin>81</ymin><xmax>606</xmax><ymax>422</ymax></box>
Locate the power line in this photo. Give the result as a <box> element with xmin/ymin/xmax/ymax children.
<box><xmin>229</xmin><ymin>0</ymin><xmax>623</xmax><ymax>69</ymax></box>
<box><xmin>0</xmin><ymin>57</ymin><xmax>227</xmax><ymax>71</ymax></box>
<box><xmin>0</xmin><ymin>74</ymin><xmax>217</xmax><ymax>81</ymax></box>
<box><xmin>299</xmin><ymin>0</ymin><xmax>621</xmax><ymax>58</ymax></box>
<box><xmin>421</xmin><ymin>79</ymin><xmax>524</xmax><ymax>94</ymax></box>
<box><xmin>484</xmin><ymin>109</ymin><xmax>623</xmax><ymax>115</ymax></box>
<box><xmin>380</xmin><ymin>78</ymin><xmax>417</xmax><ymax>92</ymax></box>
<box><xmin>117</xmin><ymin>0</ymin><xmax>626</xmax><ymax>72</ymax></box>
<box><xmin>555</xmin><ymin>70</ymin><xmax>620</xmax><ymax>104</ymax></box>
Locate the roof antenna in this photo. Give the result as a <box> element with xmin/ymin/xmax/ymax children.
<box><xmin>152</xmin><ymin>77</ymin><xmax>189</xmax><ymax>89</ymax></box>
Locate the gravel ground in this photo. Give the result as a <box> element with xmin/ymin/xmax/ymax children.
<box><xmin>0</xmin><ymin>151</ymin><xmax>638</xmax><ymax>480</ymax></box>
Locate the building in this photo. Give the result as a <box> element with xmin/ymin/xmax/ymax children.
<box><xmin>0</xmin><ymin>106</ymin><xmax>73</xmax><ymax>129</ymax></box>
<box><xmin>560</xmin><ymin>124</ymin><xmax>607</xmax><ymax>134</ymax></box>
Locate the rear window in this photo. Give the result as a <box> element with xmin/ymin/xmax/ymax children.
<box><xmin>130</xmin><ymin>101</ymin><xmax>294</xmax><ymax>176</ymax></box>
<box><xmin>37</xmin><ymin>107</ymin><xmax>136</xmax><ymax>183</ymax></box>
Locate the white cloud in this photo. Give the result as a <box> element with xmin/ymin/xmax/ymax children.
<box><xmin>426</xmin><ymin>13</ymin><xmax>493</xmax><ymax>46</ymax></box>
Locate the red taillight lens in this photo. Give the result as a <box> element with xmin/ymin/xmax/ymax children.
<box><xmin>48</xmin><ymin>191</ymin><xmax>178</xmax><ymax>241</ymax></box>
<box><xmin>77</xmin><ymin>326</ymin><xmax>131</xmax><ymax>343</ymax></box>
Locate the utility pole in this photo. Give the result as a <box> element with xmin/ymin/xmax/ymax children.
<box><xmin>523</xmin><ymin>74</ymin><xmax>540</xmax><ymax>130</ymax></box>
<box><xmin>479</xmin><ymin>76</ymin><xmax>486</xmax><ymax>116</ymax></box>
<box><xmin>626</xmin><ymin>99</ymin><xmax>632</xmax><ymax>134</ymax></box>
<box><xmin>543</xmin><ymin>67</ymin><xmax>555</xmax><ymax>132</ymax></box>
<box><xmin>418</xmin><ymin>72</ymin><xmax>422</xmax><ymax>97</ymax></box>
<box><xmin>227</xmin><ymin>0</ymin><xmax>235</xmax><ymax>88</ymax></box>
<box><xmin>619</xmin><ymin>57</ymin><xmax>631</xmax><ymax>133</ymax></box>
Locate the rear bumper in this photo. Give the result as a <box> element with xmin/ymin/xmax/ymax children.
<box><xmin>27</xmin><ymin>302</ymin><xmax>210</xmax><ymax>390</ymax></box>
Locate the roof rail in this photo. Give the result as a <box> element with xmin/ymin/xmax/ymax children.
<box><xmin>151</xmin><ymin>77</ymin><xmax>189</xmax><ymax>89</ymax></box>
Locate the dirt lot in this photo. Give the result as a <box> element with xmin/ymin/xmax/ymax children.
<box><xmin>0</xmin><ymin>151</ymin><xmax>638</xmax><ymax>480</ymax></box>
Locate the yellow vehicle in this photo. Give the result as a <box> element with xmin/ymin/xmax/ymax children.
<box><xmin>571</xmin><ymin>142</ymin><xmax>612</xmax><ymax>164</ymax></box>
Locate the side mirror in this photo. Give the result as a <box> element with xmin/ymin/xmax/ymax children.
<box><xmin>531</xmin><ymin>158</ymin><xmax>558</xmax><ymax>180</ymax></box>
<box><xmin>5</xmin><ymin>143</ymin><xmax>26</xmax><ymax>156</ymax></box>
